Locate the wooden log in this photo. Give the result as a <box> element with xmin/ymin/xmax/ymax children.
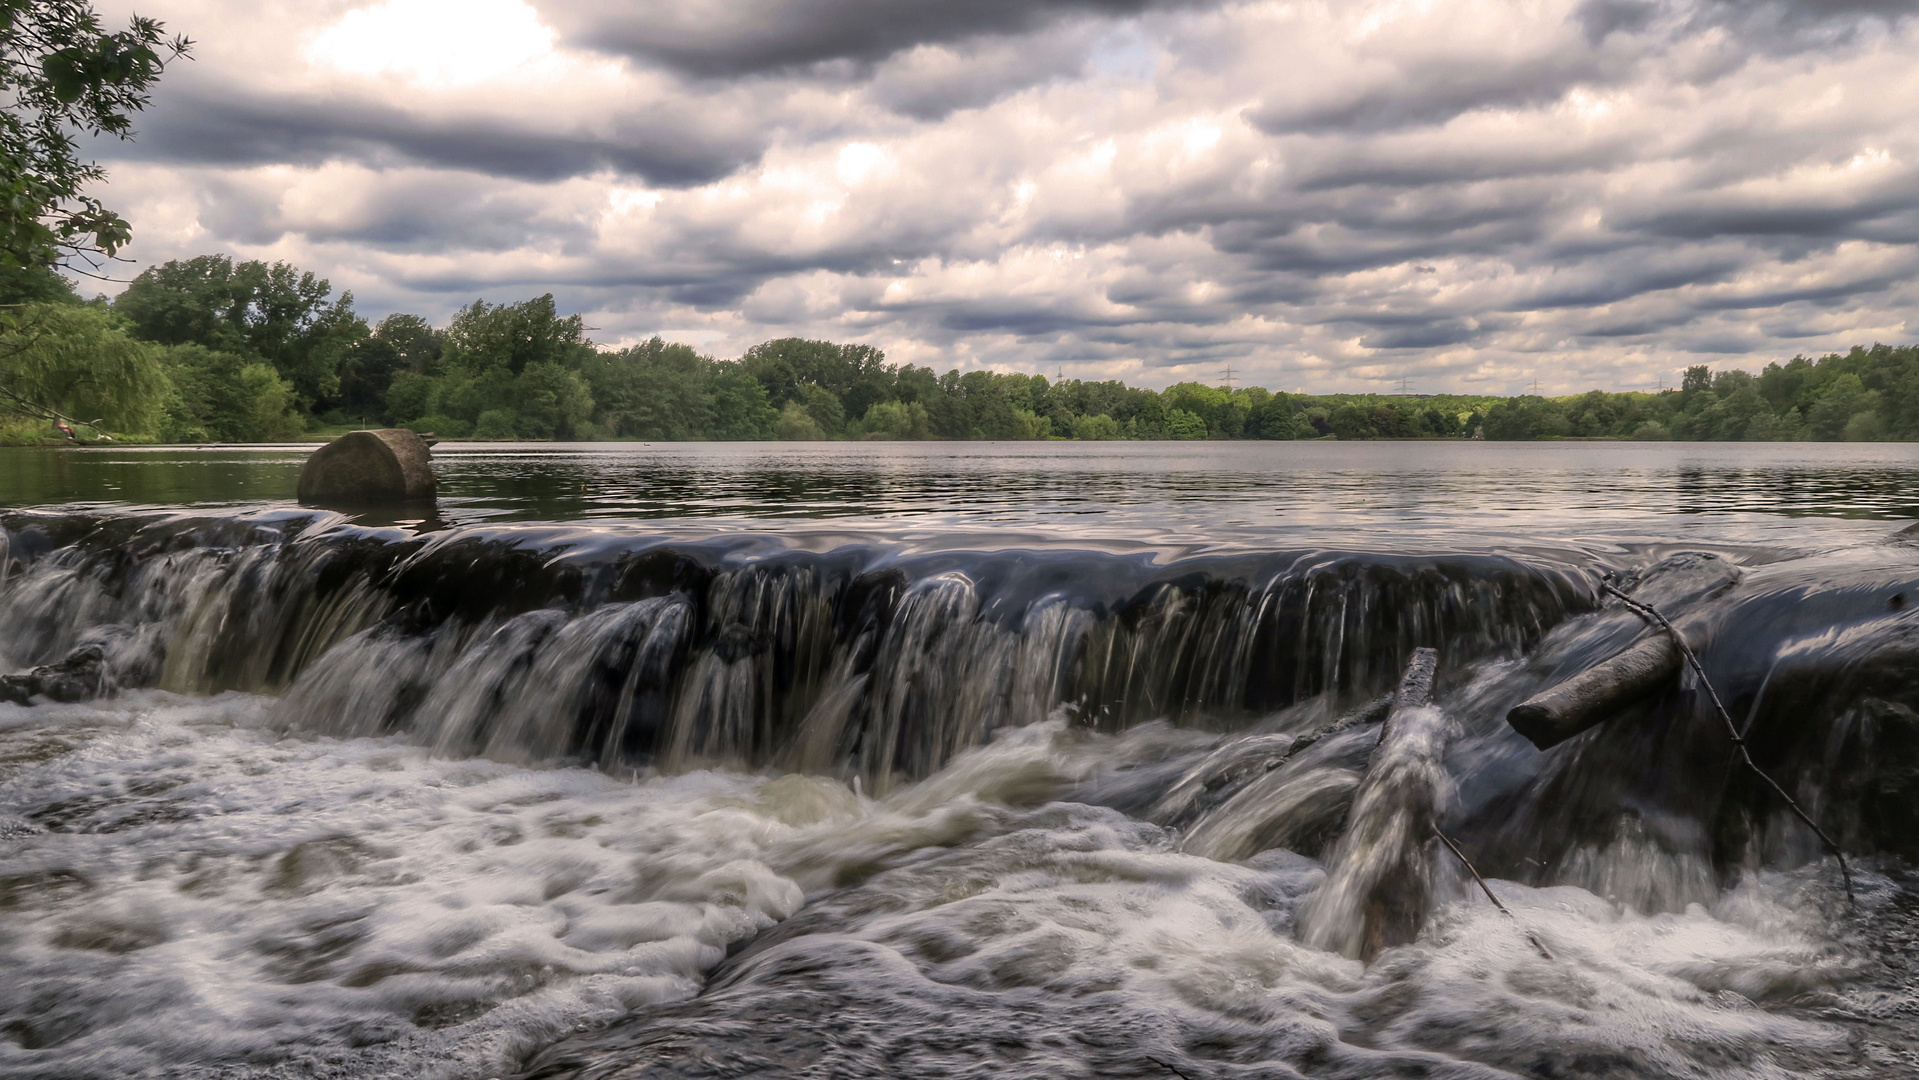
<box><xmin>1356</xmin><ymin>646</ymin><xmax>1442</xmax><ymax>958</ymax></box>
<box><xmin>296</xmin><ymin>429</ymin><xmax>437</xmax><ymax>505</ymax></box>
<box><xmin>1382</xmin><ymin>646</ymin><xmax>1437</xmax><ymax>724</ymax></box>
<box><xmin>1506</xmin><ymin>633</ymin><xmax>1681</xmax><ymax>750</ymax></box>
<box><xmin>1298</xmin><ymin>647</ymin><xmax>1451</xmax><ymax>960</ymax></box>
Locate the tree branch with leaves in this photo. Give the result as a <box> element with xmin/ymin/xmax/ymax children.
<box><xmin>1</xmin><ymin>0</ymin><xmax>190</xmax><ymax>275</ymax></box>
<box><xmin>1</xmin><ymin>1</ymin><xmax>186</xmax><ymax>439</ymax></box>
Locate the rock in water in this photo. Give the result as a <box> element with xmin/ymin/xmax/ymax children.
<box><xmin>296</xmin><ymin>429</ymin><xmax>437</xmax><ymax>505</ymax></box>
<box><xmin>0</xmin><ymin>642</ymin><xmax>111</xmax><ymax>705</ymax></box>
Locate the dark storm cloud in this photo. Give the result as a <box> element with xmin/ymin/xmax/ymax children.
<box><xmin>1249</xmin><ymin>0</ymin><xmax>1914</xmax><ymax>141</ymax></box>
<box><xmin>1517</xmin><ymin>250</ymin><xmax>1749</xmax><ymax>310</ymax></box>
<box><xmin>1286</xmin><ymin>137</ymin><xmax>1640</xmax><ymax>191</ymax></box>
<box><xmin>865</xmin><ymin>30</ymin><xmax>1102</xmax><ymax>120</ymax></box>
<box><xmin>1621</xmin><ymin>182</ymin><xmax>1919</xmax><ymax>240</ymax></box>
<box><xmin>197</xmin><ymin>173</ymin><xmax>585</xmax><ymax>254</ymax></box>
<box><xmin>1358</xmin><ymin>321</ymin><xmax>1481</xmax><ymax>350</ymax></box>
<box><xmin>130</xmin><ymin>90</ymin><xmax>759</xmax><ymax>185</ymax></box>
<box><xmin>1694</xmin><ymin>267</ymin><xmax>1914</xmax><ymax>311</ymax></box>
<box><xmin>1248</xmin><ymin>55</ymin><xmax>1612</xmax><ymax>136</ymax></box>
<box><xmin>536</xmin><ymin>0</ymin><xmax>1169</xmax><ymax>76</ymax></box>
<box><xmin>1690</xmin><ymin>0</ymin><xmax>1919</xmax><ymax>51</ymax></box>
<box><xmin>936</xmin><ymin>307</ymin><xmax>1095</xmax><ymax>335</ymax></box>
<box><xmin>1576</xmin><ymin>0</ymin><xmax>1661</xmax><ymax>41</ymax></box>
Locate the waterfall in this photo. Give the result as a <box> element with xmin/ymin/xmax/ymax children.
<box><xmin>7</xmin><ymin>508</ymin><xmax>1912</xmax><ymax>921</ymax></box>
<box><xmin>0</xmin><ymin>510</ymin><xmax>1588</xmax><ymax>787</ymax></box>
<box><xmin>6</xmin><ymin>507</ymin><xmax>1917</xmax><ymax>1080</ymax></box>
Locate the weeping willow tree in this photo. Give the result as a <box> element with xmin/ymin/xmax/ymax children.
<box><xmin>0</xmin><ymin>303</ymin><xmax>167</xmax><ymax>441</ymax></box>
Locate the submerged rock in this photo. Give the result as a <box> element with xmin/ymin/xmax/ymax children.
<box><xmin>0</xmin><ymin>641</ymin><xmax>112</xmax><ymax>705</ymax></box>
<box><xmin>296</xmin><ymin>429</ymin><xmax>437</xmax><ymax>505</ymax></box>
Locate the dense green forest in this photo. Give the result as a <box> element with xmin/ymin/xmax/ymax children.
<box><xmin>2</xmin><ymin>256</ymin><xmax>1917</xmax><ymax>444</ymax></box>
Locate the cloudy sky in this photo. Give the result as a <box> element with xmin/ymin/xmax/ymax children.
<box><xmin>85</xmin><ymin>0</ymin><xmax>1919</xmax><ymax>392</ymax></box>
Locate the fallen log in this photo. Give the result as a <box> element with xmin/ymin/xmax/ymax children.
<box><xmin>1299</xmin><ymin>647</ymin><xmax>1451</xmax><ymax>960</ymax></box>
<box><xmin>1178</xmin><ymin>652</ymin><xmax>1436</xmax><ymax>865</ymax></box>
<box><xmin>1378</xmin><ymin>646</ymin><xmax>1437</xmax><ymax>730</ymax></box>
<box><xmin>1159</xmin><ymin>661</ymin><xmax>1437</xmax><ymax>827</ymax></box>
<box><xmin>1506</xmin><ymin>632</ymin><xmax>1682</xmax><ymax>749</ymax></box>
<box><xmin>1505</xmin><ymin>553</ymin><xmax>1742</xmax><ymax>750</ymax></box>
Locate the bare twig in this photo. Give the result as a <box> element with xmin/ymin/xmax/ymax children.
<box><xmin>1435</xmin><ymin>827</ymin><xmax>1554</xmax><ymax>960</ymax></box>
<box><xmin>1599</xmin><ymin>580</ymin><xmax>1855</xmax><ymax>905</ymax></box>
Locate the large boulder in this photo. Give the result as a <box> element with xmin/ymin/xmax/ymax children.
<box><xmin>296</xmin><ymin>429</ymin><xmax>437</xmax><ymax>505</ymax></box>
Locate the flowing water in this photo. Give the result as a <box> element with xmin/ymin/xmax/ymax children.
<box><xmin>2</xmin><ymin>441</ymin><xmax>1918</xmax><ymax>1079</ymax></box>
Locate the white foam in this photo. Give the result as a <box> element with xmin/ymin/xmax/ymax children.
<box><xmin>0</xmin><ymin>692</ymin><xmax>815</xmax><ymax>1078</ymax></box>
<box><xmin>0</xmin><ymin>698</ymin><xmax>1888</xmax><ymax>1079</ymax></box>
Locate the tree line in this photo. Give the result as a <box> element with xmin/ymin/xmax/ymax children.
<box><xmin>1</xmin><ymin>256</ymin><xmax>1915</xmax><ymax>444</ymax></box>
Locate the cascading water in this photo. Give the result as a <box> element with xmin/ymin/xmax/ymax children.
<box><xmin>3</xmin><ymin>481</ymin><xmax>1918</xmax><ymax>1079</ymax></box>
<box><xmin>0</xmin><ymin>510</ymin><xmax>1588</xmax><ymax>785</ymax></box>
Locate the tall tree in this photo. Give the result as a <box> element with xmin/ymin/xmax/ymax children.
<box><xmin>156</xmin><ymin>343</ymin><xmax>300</xmax><ymax>442</ymax></box>
<box><xmin>338</xmin><ymin>313</ymin><xmax>439</xmax><ymax>420</ymax></box>
<box><xmin>0</xmin><ymin>263</ymin><xmax>77</xmax><ymax>305</ymax></box>
<box><xmin>442</xmin><ymin>294</ymin><xmax>590</xmax><ymax>376</ymax></box>
<box><xmin>741</xmin><ymin>338</ymin><xmax>890</xmax><ymax>419</ymax></box>
<box><xmin>114</xmin><ymin>255</ymin><xmax>366</xmax><ymax>409</ymax></box>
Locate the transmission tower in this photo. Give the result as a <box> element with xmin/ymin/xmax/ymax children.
<box><xmin>1219</xmin><ymin>363</ymin><xmax>1237</xmax><ymax>390</ymax></box>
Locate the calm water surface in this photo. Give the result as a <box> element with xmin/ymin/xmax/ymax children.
<box><xmin>3</xmin><ymin>440</ymin><xmax>1916</xmax><ymax>550</ymax></box>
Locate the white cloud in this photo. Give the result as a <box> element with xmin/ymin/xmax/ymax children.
<box><xmin>308</xmin><ymin>0</ymin><xmax>558</xmax><ymax>87</ymax></box>
<box><xmin>82</xmin><ymin>0</ymin><xmax>1919</xmax><ymax>392</ymax></box>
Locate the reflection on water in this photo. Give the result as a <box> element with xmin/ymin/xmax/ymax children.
<box><xmin>2</xmin><ymin>441</ymin><xmax>1917</xmax><ymax>547</ymax></box>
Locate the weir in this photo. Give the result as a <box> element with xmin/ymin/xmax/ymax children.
<box><xmin>0</xmin><ymin>509</ymin><xmax>1586</xmax><ymax>786</ymax></box>
<box><xmin>6</xmin><ymin>504</ymin><xmax>1919</xmax><ymax>1079</ymax></box>
<box><xmin>6</xmin><ymin>508</ymin><xmax>1917</xmax><ymax>881</ymax></box>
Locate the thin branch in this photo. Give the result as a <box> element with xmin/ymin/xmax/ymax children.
<box><xmin>60</xmin><ymin>261</ymin><xmax>135</xmax><ymax>283</ymax></box>
<box><xmin>1435</xmin><ymin>827</ymin><xmax>1554</xmax><ymax>960</ymax></box>
<box><xmin>1599</xmin><ymin>580</ymin><xmax>1855</xmax><ymax>905</ymax></box>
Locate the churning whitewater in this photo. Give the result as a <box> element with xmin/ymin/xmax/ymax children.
<box><xmin>2</xmin><ymin>503</ymin><xmax>1917</xmax><ymax>1079</ymax></box>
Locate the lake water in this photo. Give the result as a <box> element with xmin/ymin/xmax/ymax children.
<box><xmin>2</xmin><ymin>441</ymin><xmax>1917</xmax><ymax>1079</ymax></box>
<box><xmin>5</xmin><ymin>440</ymin><xmax>1918</xmax><ymax>548</ymax></box>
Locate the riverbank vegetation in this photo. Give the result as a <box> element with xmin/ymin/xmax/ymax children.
<box><xmin>3</xmin><ymin>257</ymin><xmax>1917</xmax><ymax>443</ymax></box>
